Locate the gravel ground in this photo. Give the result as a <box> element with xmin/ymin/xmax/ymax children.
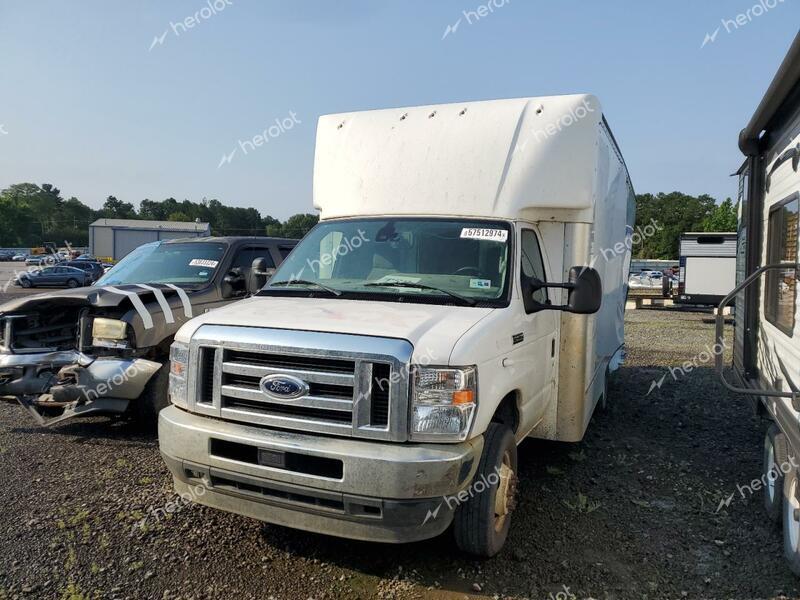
<box><xmin>0</xmin><ymin>302</ymin><xmax>798</xmax><ymax>600</ymax></box>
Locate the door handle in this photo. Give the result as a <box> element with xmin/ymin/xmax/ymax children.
<box><xmin>551</xmin><ymin>338</ymin><xmax>556</xmax><ymax>357</ymax></box>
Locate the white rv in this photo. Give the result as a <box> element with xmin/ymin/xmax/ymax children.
<box><xmin>159</xmin><ymin>94</ymin><xmax>635</xmax><ymax>556</ymax></box>
<box><xmin>675</xmin><ymin>232</ymin><xmax>737</xmax><ymax>306</ymax></box>
<box><xmin>716</xmin><ymin>32</ymin><xmax>800</xmax><ymax>574</ymax></box>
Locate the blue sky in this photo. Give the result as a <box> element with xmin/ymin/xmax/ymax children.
<box><xmin>0</xmin><ymin>1</ymin><xmax>797</xmax><ymax>219</ymax></box>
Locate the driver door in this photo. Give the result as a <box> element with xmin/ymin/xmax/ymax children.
<box><xmin>516</xmin><ymin>227</ymin><xmax>558</xmax><ymax>428</ymax></box>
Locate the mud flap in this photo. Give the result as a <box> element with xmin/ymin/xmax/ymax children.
<box><xmin>17</xmin><ymin>396</ymin><xmax>130</xmax><ymax>427</ymax></box>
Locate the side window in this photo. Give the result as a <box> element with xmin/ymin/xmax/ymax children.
<box><xmin>278</xmin><ymin>246</ymin><xmax>294</xmax><ymax>259</ymax></box>
<box><xmin>766</xmin><ymin>195</ymin><xmax>799</xmax><ymax>336</ymax></box>
<box><xmin>520</xmin><ymin>229</ymin><xmax>548</xmax><ymax>304</ymax></box>
<box><xmin>231</xmin><ymin>247</ymin><xmax>275</xmax><ymax>271</ymax></box>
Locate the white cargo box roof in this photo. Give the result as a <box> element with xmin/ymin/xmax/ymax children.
<box><xmin>313</xmin><ymin>94</ymin><xmax>620</xmax><ymax>222</ymax></box>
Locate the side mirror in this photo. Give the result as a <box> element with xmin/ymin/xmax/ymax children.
<box><xmin>528</xmin><ymin>266</ymin><xmax>602</xmax><ymax>314</ymax></box>
<box><xmin>251</xmin><ymin>257</ymin><xmax>275</xmax><ymax>291</ymax></box>
<box><xmin>221</xmin><ymin>269</ymin><xmax>246</xmax><ymax>298</ymax></box>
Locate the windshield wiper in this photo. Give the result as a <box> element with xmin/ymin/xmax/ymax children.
<box><xmin>269</xmin><ymin>279</ymin><xmax>342</xmax><ymax>296</ymax></box>
<box><xmin>364</xmin><ymin>281</ymin><xmax>476</xmax><ymax>306</ymax></box>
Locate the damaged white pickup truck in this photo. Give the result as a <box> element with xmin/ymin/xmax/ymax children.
<box><xmin>0</xmin><ymin>236</ymin><xmax>295</xmax><ymax>426</ymax></box>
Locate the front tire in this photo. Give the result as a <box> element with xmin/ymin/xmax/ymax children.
<box><xmin>20</xmin><ymin>279</ymin><xmax>31</xmax><ymax>288</ymax></box>
<box><xmin>66</xmin><ymin>279</ymin><xmax>79</xmax><ymax>288</ymax></box>
<box><xmin>132</xmin><ymin>363</ymin><xmax>170</xmax><ymax>425</ymax></box>
<box><xmin>454</xmin><ymin>423</ymin><xmax>518</xmax><ymax>557</ymax></box>
<box><xmin>765</xmin><ymin>423</ymin><xmax>788</xmax><ymax>523</ymax></box>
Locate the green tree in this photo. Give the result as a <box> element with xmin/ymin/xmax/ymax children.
<box><xmin>702</xmin><ymin>198</ymin><xmax>739</xmax><ymax>232</ymax></box>
<box><xmin>281</xmin><ymin>213</ymin><xmax>319</xmax><ymax>239</ymax></box>
<box><xmin>633</xmin><ymin>192</ymin><xmax>718</xmax><ymax>259</ymax></box>
<box><xmin>100</xmin><ymin>196</ymin><xmax>137</xmax><ymax>219</ymax></box>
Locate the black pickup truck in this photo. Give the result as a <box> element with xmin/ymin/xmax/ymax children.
<box><xmin>0</xmin><ymin>236</ymin><xmax>296</xmax><ymax>426</ymax></box>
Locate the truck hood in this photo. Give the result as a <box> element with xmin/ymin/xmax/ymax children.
<box><xmin>177</xmin><ymin>296</ymin><xmax>494</xmax><ymax>364</ymax></box>
<box><xmin>0</xmin><ymin>284</ymin><xmax>198</xmax><ymax>350</ymax></box>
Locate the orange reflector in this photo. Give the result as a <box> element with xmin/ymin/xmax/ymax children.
<box><xmin>452</xmin><ymin>390</ymin><xmax>475</xmax><ymax>405</ymax></box>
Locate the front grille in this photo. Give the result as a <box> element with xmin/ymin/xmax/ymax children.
<box><xmin>226</xmin><ymin>350</ymin><xmax>354</xmax><ymax>374</ymax></box>
<box><xmin>198</xmin><ymin>347</ymin><xmax>216</xmax><ymax>405</ymax></box>
<box><xmin>188</xmin><ymin>326</ymin><xmax>412</xmax><ymax>441</ymax></box>
<box><xmin>370</xmin><ymin>363</ymin><xmax>391</xmax><ymax>428</ymax></box>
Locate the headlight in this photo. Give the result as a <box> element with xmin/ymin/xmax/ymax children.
<box><xmin>169</xmin><ymin>341</ymin><xmax>189</xmax><ymax>408</ymax></box>
<box><xmin>92</xmin><ymin>318</ymin><xmax>127</xmax><ymax>340</ymax></box>
<box><xmin>92</xmin><ymin>318</ymin><xmax>129</xmax><ymax>348</ymax></box>
<box><xmin>410</xmin><ymin>366</ymin><xmax>477</xmax><ymax>442</ymax></box>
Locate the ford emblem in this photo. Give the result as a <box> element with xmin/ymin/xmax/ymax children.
<box><xmin>259</xmin><ymin>374</ymin><xmax>309</xmax><ymax>400</ymax></box>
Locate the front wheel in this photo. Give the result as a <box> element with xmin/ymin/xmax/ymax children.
<box><xmin>20</xmin><ymin>279</ymin><xmax>31</xmax><ymax>288</ymax></box>
<box><xmin>66</xmin><ymin>279</ymin><xmax>79</xmax><ymax>288</ymax></box>
<box><xmin>453</xmin><ymin>423</ymin><xmax>518</xmax><ymax>557</ymax></box>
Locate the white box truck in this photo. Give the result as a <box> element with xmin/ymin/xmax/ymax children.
<box><xmin>716</xmin><ymin>32</ymin><xmax>800</xmax><ymax>574</ymax></box>
<box><xmin>159</xmin><ymin>94</ymin><xmax>635</xmax><ymax>556</ymax></box>
<box><xmin>674</xmin><ymin>232</ymin><xmax>737</xmax><ymax>306</ymax></box>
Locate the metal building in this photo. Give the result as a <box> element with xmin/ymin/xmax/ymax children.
<box><xmin>89</xmin><ymin>219</ymin><xmax>211</xmax><ymax>260</ymax></box>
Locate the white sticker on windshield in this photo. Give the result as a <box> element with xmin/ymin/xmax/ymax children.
<box><xmin>460</xmin><ymin>228</ymin><xmax>508</xmax><ymax>242</ymax></box>
<box><xmin>189</xmin><ymin>259</ymin><xmax>218</xmax><ymax>268</ymax></box>
<box><xmin>470</xmin><ymin>279</ymin><xmax>492</xmax><ymax>289</ymax></box>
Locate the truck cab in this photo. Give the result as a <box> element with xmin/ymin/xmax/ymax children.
<box><xmin>159</xmin><ymin>95</ymin><xmax>634</xmax><ymax>556</ymax></box>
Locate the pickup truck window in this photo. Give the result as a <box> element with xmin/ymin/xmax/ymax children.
<box><xmin>96</xmin><ymin>241</ymin><xmax>227</xmax><ymax>288</ymax></box>
<box><xmin>265</xmin><ymin>218</ymin><xmax>512</xmax><ymax>305</ymax></box>
<box><xmin>231</xmin><ymin>247</ymin><xmax>275</xmax><ymax>271</ymax></box>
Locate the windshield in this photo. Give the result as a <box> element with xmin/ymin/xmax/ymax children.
<box><xmin>264</xmin><ymin>218</ymin><xmax>512</xmax><ymax>305</ymax></box>
<box><xmin>96</xmin><ymin>241</ymin><xmax>226</xmax><ymax>288</ymax></box>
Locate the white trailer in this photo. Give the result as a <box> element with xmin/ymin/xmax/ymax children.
<box><xmin>675</xmin><ymin>232</ymin><xmax>737</xmax><ymax>306</ymax></box>
<box><xmin>716</xmin><ymin>32</ymin><xmax>800</xmax><ymax>575</ymax></box>
<box><xmin>159</xmin><ymin>94</ymin><xmax>635</xmax><ymax>556</ymax></box>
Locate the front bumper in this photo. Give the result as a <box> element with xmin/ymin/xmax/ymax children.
<box><xmin>0</xmin><ymin>350</ymin><xmax>87</xmax><ymax>397</ymax></box>
<box><xmin>1</xmin><ymin>352</ymin><xmax>162</xmax><ymax>426</ymax></box>
<box><xmin>159</xmin><ymin>405</ymin><xmax>484</xmax><ymax>543</ymax></box>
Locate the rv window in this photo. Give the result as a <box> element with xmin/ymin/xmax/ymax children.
<box><xmin>697</xmin><ymin>236</ymin><xmax>724</xmax><ymax>245</ymax></box>
<box><xmin>766</xmin><ymin>196</ymin><xmax>799</xmax><ymax>336</ymax></box>
<box><xmin>520</xmin><ymin>230</ymin><xmax>548</xmax><ymax>303</ymax></box>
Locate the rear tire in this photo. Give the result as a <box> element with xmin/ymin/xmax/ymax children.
<box><xmin>783</xmin><ymin>461</ymin><xmax>800</xmax><ymax>575</ymax></box>
<box><xmin>454</xmin><ymin>423</ymin><xmax>518</xmax><ymax>557</ymax></box>
<box><xmin>132</xmin><ymin>363</ymin><xmax>170</xmax><ymax>425</ymax></box>
<box><xmin>765</xmin><ymin>423</ymin><xmax>788</xmax><ymax>523</ymax></box>
<box><xmin>66</xmin><ymin>279</ymin><xmax>79</xmax><ymax>288</ymax></box>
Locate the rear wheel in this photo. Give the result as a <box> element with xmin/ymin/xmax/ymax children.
<box><xmin>765</xmin><ymin>423</ymin><xmax>788</xmax><ymax>523</ymax></box>
<box><xmin>66</xmin><ymin>278</ymin><xmax>79</xmax><ymax>288</ymax></box>
<box><xmin>132</xmin><ymin>363</ymin><xmax>170</xmax><ymax>425</ymax></box>
<box><xmin>783</xmin><ymin>462</ymin><xmax>800</xmax><ymax>575</ymax></box>
<box><xmin>454</xmin><ymin>423</ymin><xmax>518</xmax><ymax>557</ymax></box>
